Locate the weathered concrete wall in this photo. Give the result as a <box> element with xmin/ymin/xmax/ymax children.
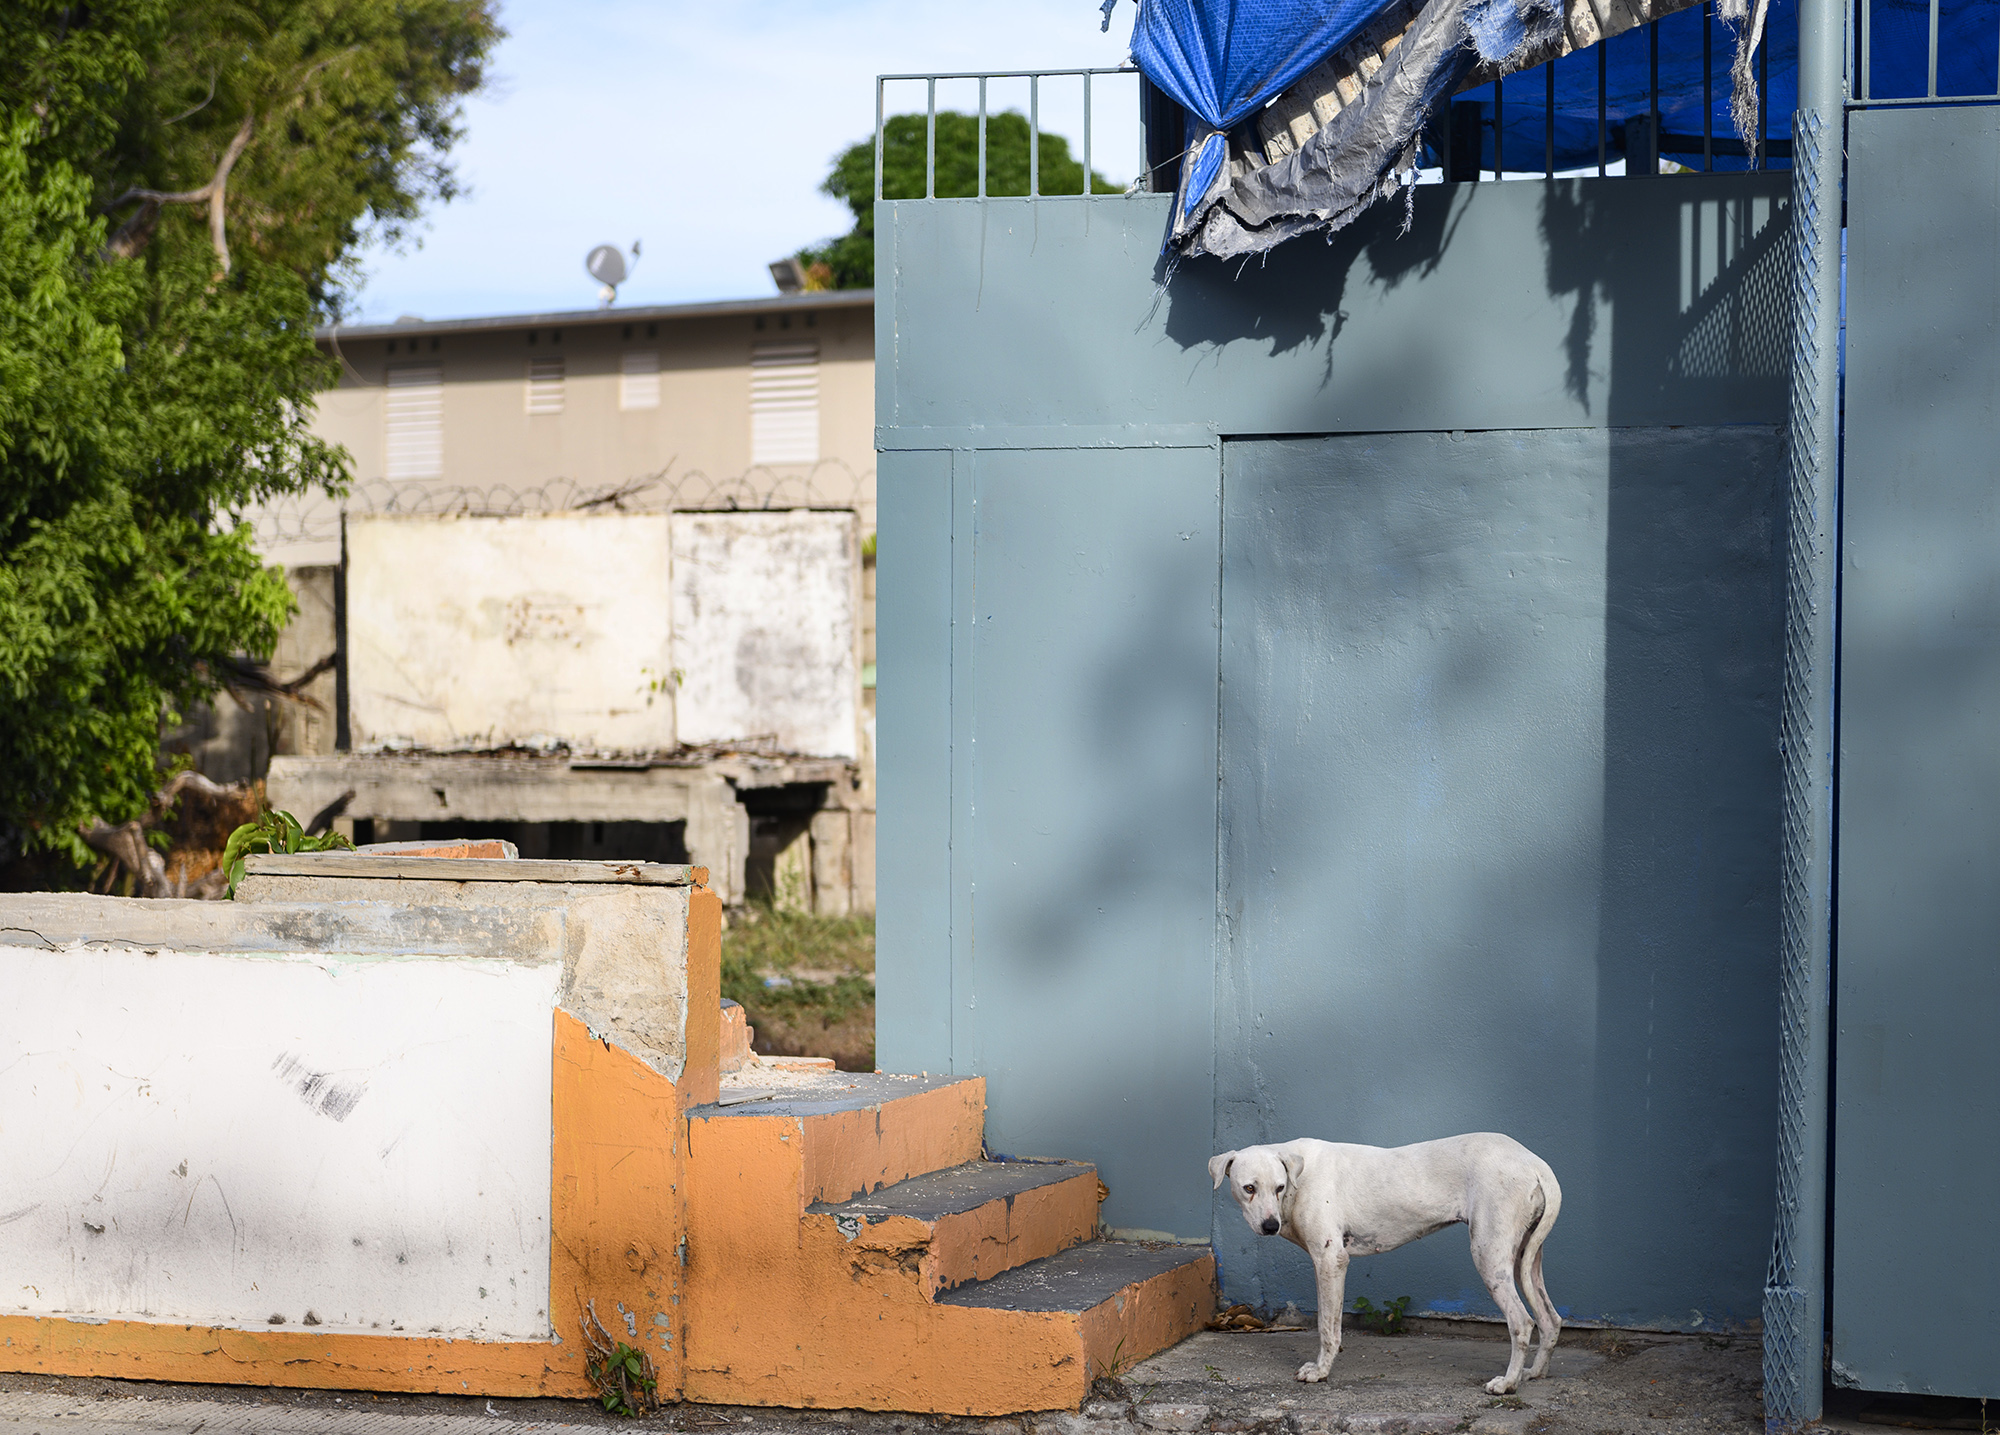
<box><xmin>346</xmin><ymin>512</ymin><xmax>674</xmax><ymax>752</ymax></box>
<box><xmin>876</xmin><ymin>179</ymin><xmax>1790</xmax><ymax>1328</ymax></box>
<box><xmin>236</xmin><ymin>856</ymin><xmax>701</xmax><ymax>1086</ymax></box>
<box><xmin>0</xmin><ymin>896</ymin><xmax>563</xmax><ymax>1337</ymax></box>
<box><xmin>670</xmin><ymin>511</ymin><xmax>860</xmax><ymax>759</ymax></box>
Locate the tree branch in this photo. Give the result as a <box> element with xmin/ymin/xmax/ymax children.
<box><xmin>104</xmin><ymin>112</ymin><xmax>254</xmax><ymax>270</ymax></box>
<box><xmin>163</xmin><ymin>71</ymin><xmax>220</xmax><ymax>126</ymax></box>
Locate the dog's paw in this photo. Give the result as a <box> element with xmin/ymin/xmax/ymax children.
<box><xmin>1296</xmin><ymin>1362</ymin><xmax>1331</xmax><ymax>1383</ymax></box>
<box><xmin>1483</xmin><ymin>1376</ymin><xmax>1519</xmax><ymax>1396</ymax></box>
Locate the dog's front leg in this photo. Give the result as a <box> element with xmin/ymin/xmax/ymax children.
<box><xmin>1296</xmin><ymin>1243</ymin><xmax>1349</xmax><ymax>1382</ymax></box>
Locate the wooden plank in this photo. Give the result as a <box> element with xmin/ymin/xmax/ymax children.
<box><xmin>242</xmin><ymin>854</ymin><xmax>705</xmax><ymax>886</ymax></box>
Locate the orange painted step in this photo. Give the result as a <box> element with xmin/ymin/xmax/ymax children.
<box><xmin>683</xmin><ymin>1074</ymin><xmax>1217</xmax><ymax>1414</ymax></box>
<box><xmin>808</xmin><ymin>1158</ymin><xmax>1102</xmax><ymax>1296</ymax></box>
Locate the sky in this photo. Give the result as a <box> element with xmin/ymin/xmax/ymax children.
<box><xmin>346</xmin><ymin>1</ymin><xmax>1145</xmax><ymax>324</ymax></box>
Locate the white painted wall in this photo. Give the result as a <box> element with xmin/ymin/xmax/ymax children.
<box><xmin>0</xmin><ymin>945</ymin><xmax>558</xmax><ymax>1338</ymax></box>
<box><xmin>670</xmin><ymin>511</ymin><xmax>858</xmax><ymax>758</ymax></box>
<box><xmin>347</xmin><ymin>513</ymin><xmax>674</xmax><ymax>751</ymax></box>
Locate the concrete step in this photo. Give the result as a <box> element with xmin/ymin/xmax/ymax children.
<box><xmin>809</xmin><ymin>1158</ymin><xmax>1101</xmax><ymax>1295</ymax></box>
<box><xmin>683</xmin><ymin>1066</ymin><xmax>1214</xmax><ymax>1413</ymax></box>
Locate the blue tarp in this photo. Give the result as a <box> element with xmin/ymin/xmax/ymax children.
<box><xmin>1452</xmin><ymin>0</ymin><xmax>1798</xmax><ymax>174</ymax></box>
<box><xmin>1124</xmin><ymin>0</ymin><xmax>2000</xmax><ymax>253</ymax></box>
<box><xmin>1131</xmin><ymin>0</ymin><xmax>1409</xmax><ymax>131</ymax></box>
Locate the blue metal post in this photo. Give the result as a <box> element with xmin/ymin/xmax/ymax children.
<box><xmin>1763</xmin><ymin>0</ymin><xmax>1844</xmax><ymax>1421</ymax></box>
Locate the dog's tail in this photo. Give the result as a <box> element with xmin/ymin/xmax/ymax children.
<box><xmin>1518</xmin><ymin>1159</ymin><xmax>1563</xmax><ymax>1354</ymax></box>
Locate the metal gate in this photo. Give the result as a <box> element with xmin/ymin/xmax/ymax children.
<box><xmin>1832</xmin><ymin>96</ymin><xmax>2000</xmax><ymax>1398</ymax></box>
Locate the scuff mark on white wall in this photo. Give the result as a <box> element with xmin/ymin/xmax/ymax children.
<box><xmin>0</xmin><ymin>945</ymin><xmax>557</xmax><ymax>1338</ymax></box>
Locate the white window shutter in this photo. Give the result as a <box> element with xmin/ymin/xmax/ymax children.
<box><xmin>750</xmin><ymin>340</ymin><xmax>819</xmax><ymax>465</ymax></box>
<box><xmin>526</xmin><ymin>357</ymin><xmax>565</xmax><ymax>415</ymax></box>
<box><xmin>620</xmin><ymin>349</ymin><xmax>661</xmax><ymax>411</ymax></box>
<box><xmin>384</xmin><ymin>363</ymin><xmax>443</xmax><ymax>480</ymax></box>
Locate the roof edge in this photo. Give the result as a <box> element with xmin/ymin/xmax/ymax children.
<box><xmin>317</xmin><ymin>288</ymin><xmax>874</xmax><ymax>342</ymax></box>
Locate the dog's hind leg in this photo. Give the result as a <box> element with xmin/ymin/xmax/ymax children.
<box><xmin>1469</xmin><ymin>1221</ymin><xmax>1535</xmax><ymax>1395</ymax></box>
<box><xmin>1520</xmin><ymin>1175</ymin><xmax>1562</xmax><ymax>1379</ymax></box>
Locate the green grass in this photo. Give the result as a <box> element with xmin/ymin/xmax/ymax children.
<box><xmin>720</xmin><ymin>905</ymin><xmax>876</xmax><ymax>1024</ymax></box>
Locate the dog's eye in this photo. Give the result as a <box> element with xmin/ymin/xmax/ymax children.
<box><xmin>1275</xmin><ymin>1185</ymin><xmax>1285</xmax><ymax>1194</ymax></box>
<box><xmin>1242</xmin><ymin>1184</ymin><xmax>1255</xmax><ymax>1195</ymax></box>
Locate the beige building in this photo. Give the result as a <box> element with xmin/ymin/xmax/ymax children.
<box><xmin>230</xmin><ymin>289</ymin><xmax>877</xmax><ymax>913</ymax></box>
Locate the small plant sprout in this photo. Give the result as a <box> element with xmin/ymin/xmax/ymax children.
<box><xmin>222</xmin><ymin>808</ymin><xmax>353</xmax><ymax>896</ymax></box>
<box><xmin>1351</xmin><ymin>1294</ymin><xmax>1413</xmax><ymax>1335</ymax></box>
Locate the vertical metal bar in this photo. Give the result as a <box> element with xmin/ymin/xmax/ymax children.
<box><xmin>1030</xmin><ymin>73</ymin><xmax>1040</xmax><ymax>197</ymax></box>
<box><xmin>1495</xmin><ymin>75</ymin><xmax>1504</xmax><ymax>178</ymax></box>
<box><xmin>1861</xmin><ymin>0</ymin><xmax>1872</xmax><ymax>101</ymax></box>
<box><xmin>1759</xmin><ymin>31</ymin><xmax>1770</xmax><ymax>166</ymax></box>
<box><xmin>925</xmin><ymin>77</ymin><xmax>937</xmax><ymax>199</ymax></box>
<box><xmin>1704</xmin><ymin>2</ymin><xmax>1715</xmax><ymax>171</ymax></box>
<box><xmin>978</xmin><ymin>76</ymin><xmax>988</xmax><ymax>198</ymax></box>
<box><xmin>1763</xmin><ymin>0</ymin><xmax>1843</xmax><ymax>1424</ymax></box>
<box><xmin>1650</xmin><ymin>21</ymin><xmax>1661</xmax><ymax>175</ymax></box>
<box><xmin>1928</xmin><ymin>0</ymin><xmax>1940</xmax><ymax>96</ymax></box>
<box><xmin>1546</xmin><ymin>60</ymin><xmax>1556</xmax><ymax>178</ymax></box>
<box><xmin>875</xmin><ymin>77</ymin><xmax>886</xmax><ymax>201</ymax></box>
<box><xmin>1598</xmin><ymin>41</ymin><xmax>1607</xmax><ymax>175</ymax></box>
<box><xmin>1083</xmin><ymin>71</ymin><xmax>1094</xmax><ymax>196</ymax></box>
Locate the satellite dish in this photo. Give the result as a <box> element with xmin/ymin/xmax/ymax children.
<box><xmin>586</xmin><ymin>241</ymin><xmax>640</xmax><ymax>306</ymax></box>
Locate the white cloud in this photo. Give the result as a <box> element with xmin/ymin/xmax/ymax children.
<box><xmin>347</xmin><ymin>0</ymin><xmax>1143</xmax><ymax>323</ymax></box>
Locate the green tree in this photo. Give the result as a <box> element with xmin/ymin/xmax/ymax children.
<box><xmin>0</xmin><ymin>1</ymin><xmax>500</xmax><ymax>867</ymax></box>
<box><xmin>799</xmin><ymin>111</ymin><xmax>1122</xmax><ymax>290</ymax></box>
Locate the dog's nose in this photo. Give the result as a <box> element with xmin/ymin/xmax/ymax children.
<box><xmin>1261</xmin><ymin>1217</ymin><xmax>1280</xmax><ymax>1235</ymax></box>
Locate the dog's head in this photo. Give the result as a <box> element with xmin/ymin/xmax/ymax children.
<box><xmin>1209</xmin><ymin>1145</ymin><xmax>1301</xmax><ymax>1237</ymax></box>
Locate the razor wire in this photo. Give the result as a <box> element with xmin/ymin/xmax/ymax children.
<box><xmin>240</xmin><ymin>458</ymin><xmax>876</xmax><ymax>560</ymax></box>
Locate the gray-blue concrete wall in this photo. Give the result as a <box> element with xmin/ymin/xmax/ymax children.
<box><xmin>1833</xmin><ymin>103</ymin><xmax>2000</xmax><ymax>1399</ymax></box>
<box><xmin>878</xmin><ymin>175</ymin><xmax>1790</xmax><ymax>1328</ymax></box>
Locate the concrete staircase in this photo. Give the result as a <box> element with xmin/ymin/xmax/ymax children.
<box><xmin>683</xmin><ymin>1072</ymin><xmax>1215</xmax><ymax>1414</ymax></box>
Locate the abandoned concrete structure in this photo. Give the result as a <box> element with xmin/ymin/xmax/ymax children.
<box><xmin>229</xmin><ymin>289</ymin><xmax>877</xmax><ymax>913</ymax></box>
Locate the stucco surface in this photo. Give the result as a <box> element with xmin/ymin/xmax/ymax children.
<box><xmin>0</xmin><ymin>944</ymin><xmax>559</xmax><ymax>1337</ymax></box>
<box><xmin>346</xmin><ymin>512</ymin><xmax>674</xmax><ymax>752</ymax></box>
<box><xmin>669</xmin><ymin>511</ymin><xmax>859</xmax><ymax>758</ymax></box>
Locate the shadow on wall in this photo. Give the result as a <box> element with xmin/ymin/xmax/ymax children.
<box><xmin>1140</xmin><ymin>179</ymin><xmax>1787</xmax><ymax>1326</ymax></box>
<box><xmin>1151</xmin><ymin>187</ymin><xmax>1467</xmax><ymax>361</ymax></box>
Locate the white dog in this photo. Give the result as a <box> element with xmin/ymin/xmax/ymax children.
<box><xmin>1209</xmin><ymin>1133</ymin><xmax>1561</xmax><ymax>1394</ymax></box>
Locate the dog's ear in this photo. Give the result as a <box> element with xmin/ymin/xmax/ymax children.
<box><xmin>1279</xmin><ymin>1148</ymin><xmax>1305</xmax><ymax>1188</ymax></box>
<box><xmin>1208</xmin><ymin>1152</ymin><xmax>1237</xmax><ymax>1190</ymax></box>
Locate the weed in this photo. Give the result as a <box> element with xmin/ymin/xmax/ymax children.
<box><xmin>1204</xmin><ymin>1364</ymin><xmax>1224</xmax><ymax>1382</ymax></box>
<box><xmin>1351</xmin><ymin>1294</ymin><xmax>1412</xmax><ymax>1335</ymax></box>
<box><xmin>1104</xmin><ymin>1337</ymin><xmax>1129</xmax><ymax>1381</ymax></box>
<box><xmin>1486</xmin><ymin>1395</ymin><xmax>1527</xmax><ymax>1410</ymax></box>
<box><xmin>580</xmin><ymin>1303</ymin><xmax>658</xmax><ymax>1417</ymax></box>
<box><xmin>222</xmin><ymin>808</ymin><xmax>352</xmax><ymax>895</ymax></box>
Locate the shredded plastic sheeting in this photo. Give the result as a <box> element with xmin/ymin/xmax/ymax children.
<box><xmin>1126</xmin><ymin>0</ymin><xmax>1811</xmax><ymax>258</ymax></box>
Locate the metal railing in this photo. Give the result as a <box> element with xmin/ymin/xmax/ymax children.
<box><xmin>1452</xmin><ymin>2</ymin><xmax>1783</xmax><ymax>180</ymax></box>
<box><xmin>873</xmin><ymin>67</ymin><xmax>1143</xmax><ymax>201</ymax></box>
<box><xmin>1850</xmin><ymin>0</ymin><xmax>2000</xmax><ymax>105</ymax></box>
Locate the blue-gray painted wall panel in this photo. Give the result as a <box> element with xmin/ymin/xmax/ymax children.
<box><xmin>879</xmin><ymin>177</ymin><xmax>1790</xmax><ymax>446</ymax></box>
<box><xmin>876</xmin><ymin>172</ymin><xmax>1795</xmax><ymax>1326</ymax></box>
<box><xmin>960</xmin><ymin>447</ymin><xmax>1221</xmax><ymax>1240</ymax></box>
<box><xmin>1217</xmin><ymin>428</ymin><xmax>1782</xmax><ymax>1326</ymax></box>
<box><xmin>876</xmin><ymin>449</ymin><xmax>955</xmax><ymax>1077</ymax></box>
<box><xmin>1834</xmin><ymin>104</ymin><xmax>2000</xmax><ymax>1400</ymax></box>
